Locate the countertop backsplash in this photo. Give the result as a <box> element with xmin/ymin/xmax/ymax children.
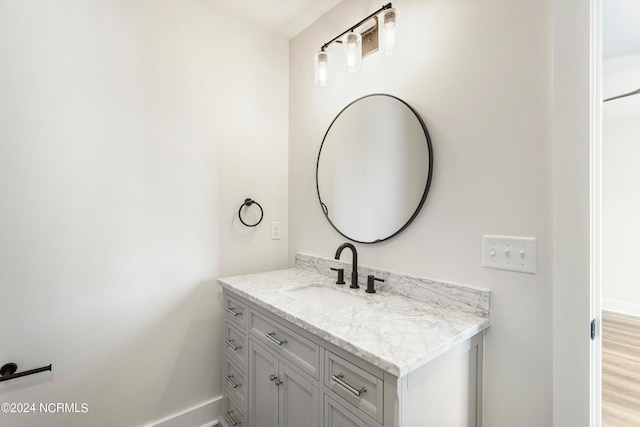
<box><xmin>295</xmin><ymin>252</ymin><xmax>490</xmax><ymax>318</ymax></box>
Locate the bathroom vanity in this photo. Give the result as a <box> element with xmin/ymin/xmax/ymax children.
<box><xmin>217</xmin><ymin>254</ymin><xmax>490</xmax><ymax>427</ymax></box>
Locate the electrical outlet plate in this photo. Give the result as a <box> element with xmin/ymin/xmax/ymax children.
<box><xmin>271</xmin><ymin>222</ymin><xmax>281</xmax><ymax>240</ymax></box>
<box><xmin>482</xmin><ymin>235</ymin><xmax>537</xmax><ymax>274</ymax></box>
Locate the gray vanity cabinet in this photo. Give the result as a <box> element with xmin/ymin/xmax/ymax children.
<box><xmin>221</xmin><ymin>291</ymin><xmax>321</xmax><ymax>427</ymax></box>
<box><xmin>325</xmin><ymin>395</ymin><xmax>377</xmax><ymax>427</ymax></box>
<box><xmin>248</xmin><ymin>340</ymin><xmax>320</xmax><ymax>427</ymax></box>
<box><xmin>278</xmin><ymin>363</ymin><xmax>320</xmax><ymax>427</ymax></box>
<box><xmin>220</xmin><ymin>289</ymin><xmax>483</xmax><ymax>427</ymax></box>
<box><xmin>248</xmin><ymin>341</ymin><xmax>278</xmax><ymax>427</ymax></box>
<box><xmin>222</xmin><ymin>294</ymin><xmax>248</xmax><ymax>427</ymax></box>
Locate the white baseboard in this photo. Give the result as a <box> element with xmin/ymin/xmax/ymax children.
<box><xmin>149</xmin><ymin>395</ymin><xmax>222</xmax><ymax>427</ymax></box>
<box><xmin>602</xmin><ymin>299</ymin><xmax>640</xmax><ymax>318</ymax></box>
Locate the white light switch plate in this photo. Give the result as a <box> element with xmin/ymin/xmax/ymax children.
<box><xmin>482</xmin><ymin>235</ymin><xmax>536</xmax><ymax>274</ymax></box>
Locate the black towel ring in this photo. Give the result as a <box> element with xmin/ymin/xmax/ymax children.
<box><xmin>238</xmin><ymin>198</ymin><xmax>263</xmax><ymax>227</ymax></box>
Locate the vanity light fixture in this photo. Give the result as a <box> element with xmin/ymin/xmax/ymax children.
<box><xmin>313</xmin><ymin>3</ymin><xmax>396</xmax><ymax>86</ymax></box>
<box><xmin>314</xmin><ymin>50</ymin><xmax>332</xmax><ymax>87</ymax></box>
<box><xmin>381</xmin><ymin>7</ymin><xmax>398</xmax><ymax>55</ymax></box>
<box><xmin>344</xmin><ymin>31</ymin><xmax>362</xmax><ymax>72</ymax></box>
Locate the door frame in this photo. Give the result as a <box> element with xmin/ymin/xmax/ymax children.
<box><xmin>589</xmin><ymin>0</ymin><xmax>603</xmax><ymax>425</ymax></box>
<box><xmin>551</xmin><ymin>0</ymin><xmax>602</xmax><ymax>425</ymax></box>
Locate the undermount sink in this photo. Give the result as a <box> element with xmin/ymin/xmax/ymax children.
<box><xmin>283</xmin><ymin>284</ymin><xmax>367</xmax><ymax>311</ymax></box>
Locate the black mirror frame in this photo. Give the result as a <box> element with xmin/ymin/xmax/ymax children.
<box><xmin>315</xmin><ymin>93</ymin><xmax>434</xmax><ymax>244</ymax></box>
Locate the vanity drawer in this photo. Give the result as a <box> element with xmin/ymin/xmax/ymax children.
<box><xmin>249</xmin><ymin>309</ymin><xmax>320</xmax><ymax>378</ymax></box>
<box><xmin>224</xmin><ymin>358</ymin><xmax>246</xmax><ymax>406</ymax></box>
<box><xmin>225</xmin><ymin>293</ymin><xmax>247</xmax><ymax>328</ymax></box>
<box><xmin>325</xmin><ymin>351</ymin><xmax>384</xmax><ymax>424</ymax></box>
<box><xmin>325</xmin><ymin>395</ymin><xmax>378</xmax><ymax>427</ymax></box>
<box><xmin>225</xmin><ymin>323</ymin><xmax>248</xmax><ymax>369</ymax></box>
<box><xmin>222</xmin><ymin>394</ymin><xmax>245</xmax><ymax>427</ymax></box>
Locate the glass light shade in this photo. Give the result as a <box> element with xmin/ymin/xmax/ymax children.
<box><xmin>382</xmin><ymin>8</ymin><xmax>398</xmax><ymax>55</ymax></box>
<box><xmin>314</xmin><ymin>50</ymin><xmax>332</xmax><ymax>87</ymax></box>
<box><xmin>343</xmin><ymin>32</ymin><xmax>362</xmax><ymax>72</ymax></box>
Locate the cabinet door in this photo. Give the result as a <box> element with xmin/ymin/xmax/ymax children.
<box><xmin>325</xmin><ymin>395</ymin><xmax>374</xmax><ymax>427</ymax></box>
<box><xmin>279</xmin><ymin>363</ymin><xmax>319</xmax><ymax>427</ymax></box>
<box><xmin>249</xmin><ymin>341</ymin><xmax>279</xmax><ymax>427</ymax></box>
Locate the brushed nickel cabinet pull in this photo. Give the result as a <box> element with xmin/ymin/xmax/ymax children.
<box><xmin>265</xmin><ymin>332</ymin><xmax>288</xmax><ymax>347</ymax></box>
<box><xmin>226</xmin><ymin>307</ymin><xmax>241</xmax><ymax>317</ymax></box>
<box><xmin>269</xmin><ymin>374</ymin><xmax>283</xmax><ymax>386</ymax></box>
<box><xmin>226</xmin><ymin>374</ymin><xmax>240</xmax><ymax>389</ymax></box>
<box><xmin>332</xmin><ymin>373</ymin><xmax>366</xmax><ymax>398</ymax></box>
<box><xmin>225</xmin><ymin>339</ymin><xmax>241</xmax><ymax>351</ymax></box>
<box><xmin>225</xmin><ymin>410</ymin><xmax>242</xmax><ymax>426</ymax></box>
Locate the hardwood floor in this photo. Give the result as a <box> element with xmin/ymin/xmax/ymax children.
<box><xmin>602</xmin><ymin>311</ymin><xmax>640</xmax><ymax>426</ymax></box>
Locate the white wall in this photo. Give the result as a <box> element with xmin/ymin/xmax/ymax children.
<box><xmin>602</xmin><ymin>55</ymin><xmax>640</xmax><ymax>316</ymax></box>
<box><xmin>289</xmin><ymin>0</ymin><xmax>552</xmax><ymax>425</ymax></box>
<box><xmin>0</xmin><ymin>1</ymin><xmax>288</xmax><ymax>426</ymax></box>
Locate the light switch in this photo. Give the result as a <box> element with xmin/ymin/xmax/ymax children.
<box><xmin>482</xmin><ymin>235</ymin><xmax>536</xmax><ymax>274</ymax></box>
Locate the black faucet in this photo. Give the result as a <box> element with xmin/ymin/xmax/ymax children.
<box><xmin>335</xmin><ymin>243</ymin><xmax>359</xmax><ymax>289</ymax></box>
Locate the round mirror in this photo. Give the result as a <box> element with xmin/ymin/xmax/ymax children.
<box><xmin>316</xmin><ymin>94</ymin><xmax>433</xmax><ymax>243</ymax></box>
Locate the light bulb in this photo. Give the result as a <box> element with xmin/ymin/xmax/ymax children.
<box><xmin>314</xmin><ymin>50</ymin><xmax>332</xmax><ymax>87</ymax></box>
<box><xmin>382</xmin><ymin>8</ymin><xmax>398</xmax><ymax>55</ymax></box>
<box><xmin>343</xmin><ymin>32</ymin><xmax>362</xmax><ymax>72</ymax></box>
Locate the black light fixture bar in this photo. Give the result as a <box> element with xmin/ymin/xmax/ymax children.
<box><xmin>320</xmin><ymin>3</ymin><xmax>392</xmax><ymax>51</ymax></box>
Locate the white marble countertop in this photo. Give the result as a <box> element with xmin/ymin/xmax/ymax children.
<box><xmin>218</xmin><ymin>263</ymin><xmax>490</xmax><ymax>377</ymax></box>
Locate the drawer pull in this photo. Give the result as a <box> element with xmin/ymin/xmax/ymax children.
<box><xmin>226</xmin><ymin>307</ymin><xmax>241</xmax><ymax>317</ymax></box>
<box><xmin>265</xmin><ymin>332</ymin><xmax>288</xmax><ymax>347</ymax></box>
<box><xmin>225</xmin><ymin>410</ymin><xmax>242</xmax><ymax>426</ymax></box>
<box><xmin>226</xmin><ymin>374</ymin><xmax>241</xmax><ymax>389</ymax></box>
<box><xmin>332</xmin><ymin>373</ymin><xmax>367</xmax><ymax>398</ymax></box>
<box><xmin>269</xmin><ymin>374</ymin><xmax>283</xmax><ymax>386</ymax></box>
<box><xmin>225</xmin><ymin>339</ymin><xmax>241</xmax><ymax>351</ymax></box>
